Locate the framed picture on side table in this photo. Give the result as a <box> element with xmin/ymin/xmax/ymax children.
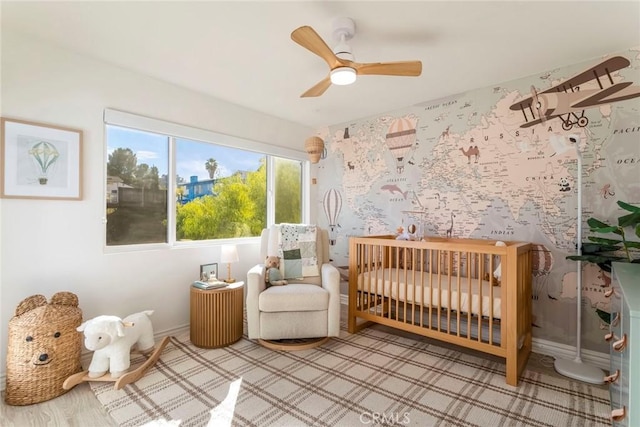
<box><xmin>200</xmin><ymin>263</ymin><xmax>218</xmax><ymax>281</ymax></box>
<box><xmin>0</xmin><ymin>118</ymin><xmax>83</xmax><ymax>200</ymax></box>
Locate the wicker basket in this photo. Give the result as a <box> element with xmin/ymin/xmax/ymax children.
<box><xmin>5</xmin><ymin>292</ymin><xmax>83</xmax><ymax>406</ymax></box>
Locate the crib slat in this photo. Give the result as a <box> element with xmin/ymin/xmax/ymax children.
<box><xmin>478</xmin><ymin>253</ymin><xmax>484</xmax><ymax>342</ymax></box>
<box><xmin>449</xmin><ymin>251</ymin><xmax>453</xmax><ymax>336</ymax></box>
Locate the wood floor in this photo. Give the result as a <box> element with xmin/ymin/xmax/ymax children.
<box><xmin>1</xmin><ymin>383</ymin><xmax>117</xmax><ymax>427</ymax></box>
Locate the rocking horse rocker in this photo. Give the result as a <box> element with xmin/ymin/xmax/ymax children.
<box><xmin>63</xmin><ymin>310</ymin><xmax>169</xmax><ymax>391</ymax></box>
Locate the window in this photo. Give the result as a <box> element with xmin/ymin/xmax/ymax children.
<box><xmin>104</xmin><ymin>110</ymin><xmax>306</xmax><ymax>248</ymax></box>
<box><xmin>106</xmin><ymin>127</ymin><xmax>169</xmax><ymax>245</ymax></box>
<box><xmin>274</xmin><ymin>157</ymin><xmax>302</xmax><ymax>224</ymax></box>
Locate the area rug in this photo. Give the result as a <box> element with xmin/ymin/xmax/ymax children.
<box><xmin>90</xmin><ymin>327</ymin><xmax>610</xmax><ymax>427</ymax></box>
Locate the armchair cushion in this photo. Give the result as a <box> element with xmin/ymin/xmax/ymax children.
<box><xmin>259</xmin><ymin>284</ymin><xmax>328</xmax><ymax>312</ymax></box>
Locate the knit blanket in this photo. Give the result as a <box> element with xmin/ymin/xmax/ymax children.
<box><xmin>277</xmin><ymin>224</ymin><xmax>319</xmax><ymax>279</ymax></box>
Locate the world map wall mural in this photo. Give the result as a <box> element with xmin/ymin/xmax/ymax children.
<box><xmin>314</xmin><ymin>48</ymin><xmax>640</xmax><ymax>353</ymax></box>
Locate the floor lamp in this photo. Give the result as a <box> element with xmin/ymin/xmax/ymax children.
<box><xmin>551</xmin><ymin>134</ymin><xmax>604</xmax><ymax>384</ymax></box>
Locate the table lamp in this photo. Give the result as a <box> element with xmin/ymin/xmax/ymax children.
<box><xmin>221</xmin><ymin>244</ymin><xmax>239</xmax><ymax>283</ymax></box>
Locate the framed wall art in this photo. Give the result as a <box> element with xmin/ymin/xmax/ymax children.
<box><xmin>0</xmin><ymin>118</ymin><xmax>83</xmax><ymax>200</ymax></box>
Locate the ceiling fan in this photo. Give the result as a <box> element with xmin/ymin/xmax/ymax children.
<box><xmin>291</xmin><ymin>17</ymin><xmax>423</xmax><ymax>97</ymax></box>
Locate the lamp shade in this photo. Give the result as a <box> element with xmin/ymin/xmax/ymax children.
<box><xmin>220</xmin><ymin>245</ymin><xmax>239</xmax><ymax>264</ymax></box>
<box><xmin>304</xmin><ymin>136</ymin><xmax>325</xmax><ymax>164</ymax></box>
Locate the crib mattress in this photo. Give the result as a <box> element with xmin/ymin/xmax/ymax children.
<box><xmin>356</xmin><ymin>268</ymin><xmax>502</xmax><ymax>319</ymax></box>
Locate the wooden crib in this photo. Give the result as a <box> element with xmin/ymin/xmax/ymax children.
<box><xmin>347</xmin><ymin>235</ymin><xmax>533</xmax><ymax>386</ymax></box>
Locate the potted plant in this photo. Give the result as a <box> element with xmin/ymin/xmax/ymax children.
<box><xmin>568</xmin><ymin>200</ymin><xmax>640</xmax><ymax>269</ymax></box>
<box><xmin>566</xmin><ymin>200</ymin><xmax>640</xmax><ymax>323</ymax></box>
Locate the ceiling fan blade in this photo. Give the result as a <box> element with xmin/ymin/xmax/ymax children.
<box><xmin>354</xmin><ymin>61</ymin><xmax>422</xmax><ymax>77</ymax></box>
<box><xmin>301</xmin><ymin>76</ymin><xmax>332</xmax><ymax>98</ymax></box>
<box><xmin>291</xmin><ymin>26</ymin><xmax>341</xmax><ymax>69</ymax></box>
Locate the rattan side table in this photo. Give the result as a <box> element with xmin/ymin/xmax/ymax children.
<box><xmin>190</xmin><ymin>281</ymin><xmax>244</xmax><ymax>348</ymax></box>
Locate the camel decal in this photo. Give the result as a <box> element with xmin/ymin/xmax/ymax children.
<box><xmin>460</xmin><ymin>145</ymin><xmax>479</xmax><ymax>163</ymax></box>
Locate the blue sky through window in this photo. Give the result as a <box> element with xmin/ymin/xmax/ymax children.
<box><xmin>107</xmin><ymin>126</ymin><xmax>263</xmax><ymax>181</ymax></box>
<box><xmin>176</xmin><ymin>138</ymin><xmax>263</xmax><ymax>181</ymax></box>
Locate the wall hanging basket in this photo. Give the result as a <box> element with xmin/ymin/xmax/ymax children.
<box><xmin>304</xmin><ymin>136</ymin><xmax>325</xmax><ymax>164</ymax></box>
<box><xmin>5</xmin><ymin>292</ymin><xmax>83</xmax><ymax>406</ymax></box>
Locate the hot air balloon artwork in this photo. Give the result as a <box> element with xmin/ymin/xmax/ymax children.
<box><xmin>1</xmin><ymin>118</ymin><xmax>82</xmax><ymax>200</ymax></box>
<box><xmin>531</xmin><ymin>244</ymin><xmax>554</xmax><ymax>300</ymax></box>
<box><xmin>29</xmin><ymin>140</ymin><xmax>60</xmax><ymax>185</ymax></box>
<box><xmin>385</xmin><ymin>117</ymin><xmax>417</xmax><ymax>173</ymax></box>
<box><xmin>323</xmin><ymin>188</ymin><xmax>342</xmax><ymax>245</ymax></box>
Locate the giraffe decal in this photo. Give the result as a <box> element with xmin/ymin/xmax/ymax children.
<box><xmin>446</xmin><ymin>212</ymin><xmax>455</xmax><ymax>237</ymax></box>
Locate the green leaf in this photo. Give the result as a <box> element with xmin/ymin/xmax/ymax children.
<box><xmin>623</xmin><ymin>241</ymin><xmax>640</xmax><ymax>249</ymax></box>
<box><xmin>591</xmin><ymin>225</ymin><xmax>623</xmax><ymax>235</ymax></box>
<box><xmin>584</xmin><ymin>241</ymin><xmax>622</xmax><ymax>253</ymax></box>
<box><xmin>587</xmin><ymin>218</ymin><xmax>612</xmax><ymax>229</ymax></box>
<box><xmin>587</xmin><ymin>236</ymin><xmax>623</xmax><ymax>245</ymax></box>
<box><xmin>581</xmin><ymin>243</ymin><xmax>600</xmax><ymax>254</ymax></box>
<box><xmin>618</xmin><ymin>211</ymin><xmax>640</xmax><ymax>227</ymax></box>
<box><xmin>596</xmin><ymin>245</ymin><xmax>622</xmax><ymax>252</ymax></box>
<box><xmin>636</xmin><ymin>223</ymin><xmax>640</xmax><ymax>239</ymax></box>
<box><xmin>596</xmin><ymin>309</ymin><xmax>611</xmax><ymax>325</ymax></box>
<box><xmin>618</xmin><ymin>200</ymin><xmax>640</xmax><ymax>213</ymax></box>
<box><xmin>567</xmin><ymin>254</ymin><xmax>625</xmax><ymax>264</ymax></box>
<box><xmin>598</xmin><ymin>263</ymin><xmax>612</xmax><ymax>272</ymax></box>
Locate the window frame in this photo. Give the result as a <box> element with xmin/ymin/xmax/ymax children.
<box><xmin>103</xmin><ymin>108</ymin><xmax>310</xmax><ymax>252</ymax></box>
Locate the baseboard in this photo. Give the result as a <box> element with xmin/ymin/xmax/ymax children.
<box><xmin>531</xmin><ymin>337</ymin><xmax>610</xmax><ymax>371</ymax></box>
<box><xmin>1</xmin><ymin>324</ymin><xmax>190</xmax><ymax>392</ymax></box>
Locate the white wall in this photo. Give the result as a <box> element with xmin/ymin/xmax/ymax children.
<box><xmin>0</xmin><ymin>32</ymin><xmax>313</xmax><ymax>382</ymax></box>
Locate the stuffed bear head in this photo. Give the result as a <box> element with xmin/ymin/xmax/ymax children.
<box><xmin>265</xmin><ymin>255</ymin><xmax>280</xmax><ymax>269</ymax></box>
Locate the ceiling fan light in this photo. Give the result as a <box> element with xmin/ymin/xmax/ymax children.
<box><xmin>330</xmin><ymin>67</ymin><xmax>356</xmax><ymax>85</ymax></box>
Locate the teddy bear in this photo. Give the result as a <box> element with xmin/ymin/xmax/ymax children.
<box><xmin>77</xmin><ymin>310</ymin><xmax>155</xmax><ymax>378</ymax></box>
<box><xmin>483</xmin><ymin>272</ymin><xmax>501</xmax><ymax>286</ymax></box>
<box><xmin>265</xmin><ymin>255</ymin><xmax>288</xmax><ymax>287</ymax></box>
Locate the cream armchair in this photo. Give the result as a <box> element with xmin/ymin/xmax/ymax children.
<box><xmin>246</xmin><ymin>226</ymin><xmax>340</xmax><ymax>348</ymax></box>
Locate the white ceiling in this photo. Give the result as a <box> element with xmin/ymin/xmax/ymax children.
<box><xmin>3</xmin><ymin>1</ymin><xmax>639</xmax><ymax>128</ymax></box>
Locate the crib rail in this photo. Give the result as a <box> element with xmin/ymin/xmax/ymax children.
<box><xmin>348</xmin><ymin>235</ymin><xmax>532</xmax><ymax>385</ymax></box>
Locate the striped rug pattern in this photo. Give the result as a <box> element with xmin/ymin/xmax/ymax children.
<box><xmin>90</xmin><ymin>326</ymin><xmax>610</xmax><ymax>427</ymax></box>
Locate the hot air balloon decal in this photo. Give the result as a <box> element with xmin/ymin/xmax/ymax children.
<box><xmin>29</xmin><ymin>140</ymin><xmax>60</xmax><ymax>185</ymax></box>
<box><xmin>323</xmin><ymin>188</ymin><xmax>342</xmax><ymax>245</ymax></box>
<box><xmin>385</xmin><ymin>117</ymin><xmax>417</xmax><ymax>173</ymax></box>
<box><xmin>531</xmin><ymin>244</ymin><xmax>554</xmax><ymax>300</ymax></box>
